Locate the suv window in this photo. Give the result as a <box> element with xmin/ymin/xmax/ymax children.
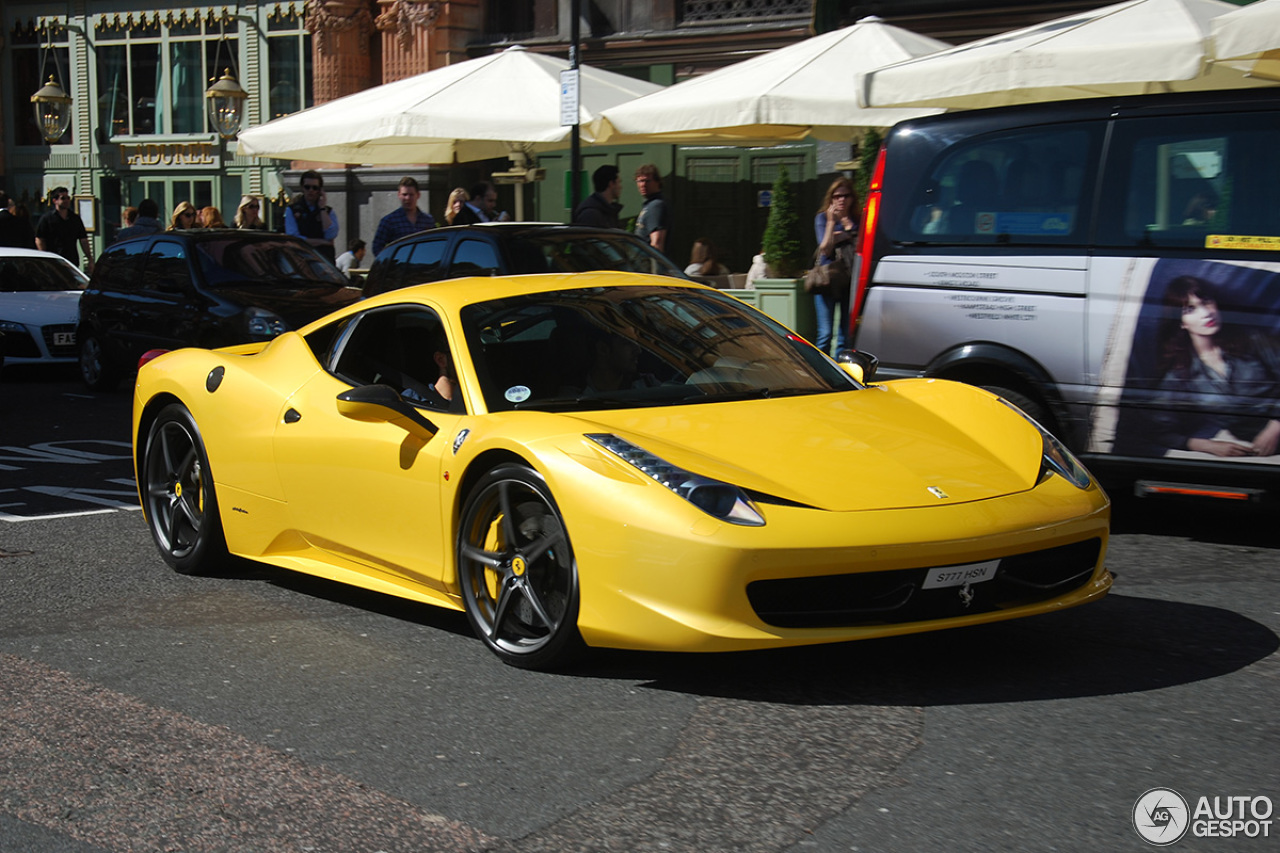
<box><xmin>144</xmin><ymin>240</ymin><xmax>190</xmax><ymax>292</ymax></box>
<box><xmin>900</xmin><ymin>125</ymin><xmax>1095</xmax><ymax>244</ymax></box>
<box><xmin>1097</xmin><ymin>110</ymin><xmax>1280</xmax><ymax>248</ymax></box>
<box><xmin>93</xmin><ymin>241</ymin><xmax>148</xmax><ymax>292</ymax></box>
<box><xmin>449</xmin><ymin>239</ymin><xmax>501</xmax><ymax>277</ymax></box>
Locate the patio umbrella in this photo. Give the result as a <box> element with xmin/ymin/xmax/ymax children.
<box><xmin>236</xmin><ymin>45</ymin><xmax>664</xmax><ymax>165</ymax></box>
<box><xmin>862</xmin><ymin>0</ymin><xmax>1275</xmax><ymax>111</ymax></box>
<box><xmin>590</xmin><ymin>17</ymin><xmax>949</xmax><ymax>145</ymax></box>
<box><xmin>1211</xmin><ymin>0</ymin><xmax>1280</xmax><ymax>81</ymax></box>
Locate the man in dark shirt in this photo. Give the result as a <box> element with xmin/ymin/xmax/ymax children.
<box><xmin>453</xmin><ymin>181</ymin><xmax>500</xmax><ymax>226</ymax></box>
<box><xmin>572</xmin><ymin>165</ymin><xmax>624</xmax><ymax>230</ymax></box>
<box><xmin>284</xmin><ymin>170</ymin><xmax>339</xmax><ymax>261</ymax></box>
<box><xmin>34</xmin><ymin>187</ymin><xmax>94</xmax><ymax>273</ymax></box>
<box><xmin>633</xmin><ymin>164</ymin><xmax>669</xmax><ymax>252</ymax></box>
<box><xmin>371</xmin><ymin>177</ymin><xmax>435</xmax><ymax>255</ymax></box>
<box><xmin>0</xmin><ymin>190</ymin><xmax>36</xmax><ymax>249</ymax></box>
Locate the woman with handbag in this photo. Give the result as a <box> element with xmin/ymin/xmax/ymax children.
<box><xmin>811</xmin><ymin>178</ymin><xmax>858</xmax><ymax>354</ymax></box>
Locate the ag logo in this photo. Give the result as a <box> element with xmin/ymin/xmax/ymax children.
<box><xmin>1133</xmin><ymin>788</ymin><xmax>1190</xmax><ymax>846</ymax></box>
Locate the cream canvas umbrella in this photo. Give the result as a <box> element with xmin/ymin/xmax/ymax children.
<box><xmin>1211</xmin><ymin>0</ymin><xmax>1280</xmax><ymax>81</ymax></box>
<box><xmin>863</xmin><ymin>0</ymin><xmax>1275</xmax><ymax>110</ymax></box>
<box><xmin>591</xmin><ymin>17</ymin><xmax>949</xmax><ymax>145</ymax></box>
<box><xmin>236</xmin><ymin>45</ymin><xmax>663</xmax><ymax>165</ymax></box>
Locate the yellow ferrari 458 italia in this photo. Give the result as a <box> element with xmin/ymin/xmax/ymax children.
<box><xmin>133</xmin><ymin>272</ymin><xmax>1111</xmax><ymax>668</ymax></box>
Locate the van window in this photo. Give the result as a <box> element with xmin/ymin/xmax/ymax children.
<box><xmin>900</xmin><ymin>126</ymin><xmax>1094</xmax><ymax>244</ymax></box>
<box><xmin>1098</xmin><ymin>110</ymin><xmax>1280</xmax><ymax>248</ymax></box>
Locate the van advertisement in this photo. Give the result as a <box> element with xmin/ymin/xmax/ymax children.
<box><xmin>1091</xmin><ymin>258</ymin><xmax>1280</xmax><ymax>465</ymax></box>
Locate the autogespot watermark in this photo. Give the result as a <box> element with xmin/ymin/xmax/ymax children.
<box><xmin>1133</xmin><ymin>788</ymin><xmax>1274</xmax><ymax>846</ymax></box>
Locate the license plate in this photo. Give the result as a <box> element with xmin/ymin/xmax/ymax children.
<box><xmin>922</xmin><ymin>559</ymin><xmax>999</xmax><ymax>589</ymax></box>
<box><xmin>53</xmin><ymin>331</ymin><xmax>76</xmax><ymax>346</ymax></box>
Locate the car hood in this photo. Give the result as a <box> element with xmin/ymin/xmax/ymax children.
<box><xmin>0</xmin><ymin>290</ymin><xmax>82</xmax><ymax>323</ymax></box>
<box><xmin>212</xmin><ymin>282</ymin><xmax>360</xmax><ymax>326</ymax></box>
<box><xmin>564</xmin><ymin>380</ymin><xmax>1046</xmax><ymax>512</ymax></box>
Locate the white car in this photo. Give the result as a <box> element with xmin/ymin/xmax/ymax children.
<box><xmin>0</xmin><ymin>247</ymin><xmax>89</xmax><ymax>371</ymax></box>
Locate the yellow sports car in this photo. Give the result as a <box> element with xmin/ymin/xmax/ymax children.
<box><xmin>133</xmin><ymin>272</ymin><xmax>1111</xmax><ymax>669</ymax></box>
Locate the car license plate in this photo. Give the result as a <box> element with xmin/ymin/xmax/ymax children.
<box><xmin>53</xmin><ymin>331</ymin><xmax>76</xmax><ymax>346</ymax></box>
<box><xmin>921</xmin><ymin>559</ymin><xmax>999</xmax><ymax>589</ymax></box>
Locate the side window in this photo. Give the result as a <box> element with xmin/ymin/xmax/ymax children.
<box><xmin>406</xmin><ymin>238</ymin><xmax>449</xmax><ymax>283</ymax></box>
<box><xmin>144</xmin><ymin>240</ymin><xmax>190</xmax><ymax>292</ymax></box>
<box><xmin>94</xmin><ymin>241</ymin><xmax>148</xmax><ymax>291</ymax></box>
<box><xmin>1098</xmin><ymin>110</ymin><xmax>1280</xmax><ymax>248</ymax></box>
<box><xmin>902</xmin><ymin>126</ymin><xmax>1096</xmax><ymax>244</ymax></box>
<box><xmin>449</xmin><ymin>239</ymin><xmax>501</xmax><ymax>277</ymax></box>
<box><xmin>331</xmin><ymin>306</ymin><xmax>462</xmax><ymax>412</ymax></box>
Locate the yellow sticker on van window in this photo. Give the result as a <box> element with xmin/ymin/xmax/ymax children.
<box><xmin>1206</xmin><ymin>234</ymin><xmax>1280</xmax><ymax>250</ymax></box>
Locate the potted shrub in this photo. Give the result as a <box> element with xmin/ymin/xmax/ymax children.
<box><xmin>755</xmin><ymin>165</ymin><xmax>815</xmax><ymax>339</ymax></box>
<box><xmin>762</xmin><ymin>165</ymin><xmax>805</xmax><ymax>278</ymax></box>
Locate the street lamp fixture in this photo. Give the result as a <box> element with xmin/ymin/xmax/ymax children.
<box><xmin>206</xmin><ymin>68</ymin><xmax>249</xmax><ymax>138</ymax></box>
<box><xmin>31</xmin><ymin>76</ymin><xmax>73</xmax><ymax>143</ymax></box>
<box><xmin>30</xmin><ymin>23</ymin><xmax>71</xmax><ymax>144</ymax></box>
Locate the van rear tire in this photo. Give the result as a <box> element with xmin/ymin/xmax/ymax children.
<box><xmin>983</xmin><ymin>385</ymin><xmax>1050</xmax><ymax>429</ymax></box>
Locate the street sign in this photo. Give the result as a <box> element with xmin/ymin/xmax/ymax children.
<box><xmin>560</xmin><ymin>69</ymin><xmax>580</xmax><ymax>127</ymax></box>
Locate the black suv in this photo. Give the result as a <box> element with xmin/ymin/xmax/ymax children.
<box><xmin>78</xmin><ymin>229</ymin><xmax>360</xmax><ymax>390</ymax></box>
<box><xmin>362</xmin><ymin>223</ymin><xmax>686</xmax><ymax>298</ymax></box>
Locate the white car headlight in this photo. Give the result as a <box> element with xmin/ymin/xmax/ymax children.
<box><xmin>587</xmin><ymin>433</ymin><xmax>765</xmax><ymax>526</ymax></box>
<box><xmin>998</xmin><ymin>398</ymin><xmax>1092</xmax><ymax>490</ymax></box>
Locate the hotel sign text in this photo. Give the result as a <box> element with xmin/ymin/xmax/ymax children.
<box><xmin>121</xmin><ymin>142</ymin><xmax>221</xmax><ymax>170</ymax></box>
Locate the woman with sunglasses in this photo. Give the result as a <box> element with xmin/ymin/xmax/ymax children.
<box><xmin>812</xmin><ymin>178</ymin><xmax>859</xmax><ymax>355</ymax></box>
<box><xmin>234</xmin><ymin>195</ymin><xmax>267</xmax><ymax>230</ymax></box>
<box><xmin>167</xmin><ymin>201</ymin><xmax>198</xmax><ymax>231</ymax></box>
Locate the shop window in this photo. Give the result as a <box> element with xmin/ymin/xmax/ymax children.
<box><xmin>93</xmin><ymin>13</ymin><xmax>236</xmax><ymax>138</ymax></box>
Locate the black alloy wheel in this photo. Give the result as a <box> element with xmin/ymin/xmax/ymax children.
<box><xmin>456</xmin><ymin>464</ymin><xmax>583</xmax><ymax>669</ymax></box>
<box><xmin>142</xmin><ymin>404</ymin><xmax>229</xmax><ymax>575</ymax></box>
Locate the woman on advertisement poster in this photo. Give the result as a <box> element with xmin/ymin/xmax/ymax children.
<box><xmin>1146</xmin><ymin>271</ymin><xmax>1280</xmax><ymax>458</ymax></box>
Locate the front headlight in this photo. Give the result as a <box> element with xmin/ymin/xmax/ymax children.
<box><xmin>0</xmin><ymin>320</ymin><xmax>27</xmax><ymax>334</ymax></box>
<box><xmin>998</xmin><ymin>398</ymin><xmax>1092</xmax><ymax>490</ymax></box>
<box><xmin>587</xmin><ymin>433</ymin><xmax>765</xmax><ymax>526</ymax></box>
<box><xmin>245</xmin><ymin>306</ymin><xmax>286</xmax><ymax>337</ymax></box>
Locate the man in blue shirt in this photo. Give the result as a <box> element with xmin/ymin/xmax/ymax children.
<box><xmin>371</xmin><ymin>176</ymin><xmax>435</xmax><ymax>256</ymax></box>
<box><xmin>284</xmin><ymin>170</ymin><xmax>339</xmax><ymax>261</ymax></box>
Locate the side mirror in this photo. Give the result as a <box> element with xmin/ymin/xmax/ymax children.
<box><xmin>835</xmin><ymin>349</ymin><xmax>879</xmax><ymax>384</ymax></box>
<box><xmin>336</xmin><ymin>384</ymin><xmax>438</xmax><ymax>438</ymax></box>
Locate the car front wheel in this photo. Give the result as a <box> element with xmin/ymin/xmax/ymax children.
<box><xmin>142</xmin><ymin>404</ymin><xmax>229</xmax><ymax>575</ymax></box>
<box><xmin>456</xmin><ymin>464</ymin><xmax>583</xmax><ymax>669</ymax></box>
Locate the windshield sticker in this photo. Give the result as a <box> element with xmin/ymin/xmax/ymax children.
<box><xmin>504</xmin><ymin>385</ymin><xmax>532</xmax><ymax>403</ymax></box>
<box><xmin>1206</xmin><ymin>235</ymin><xmax>1280</xmax><ymax>251</ymax></box>
<box><xmin>974</xmin><ymin>212</ymin><xmax>1073</xmax><ymax>236</ymax></box>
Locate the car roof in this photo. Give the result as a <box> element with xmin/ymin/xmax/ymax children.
<box><xmin>381</xmin><ymin>222</ymin><xmax>648</xmax><ymax>251</ymax></box>
<box><xmin>110</xmin><ymin>228</ymin><xmax>306</xmax><ymax>248</ymax></box>
<box><xmin>346</xmin><ymin>270</ymin><xmax>712</xmax><ymax>314</ymax></box>
<box><xmin>0</xmin><ymin>247</ymin><xmax>78</xmax><ymax>261</ymax></box>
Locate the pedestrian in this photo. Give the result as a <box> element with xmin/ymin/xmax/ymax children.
<box><xmin>234</xmin><ymin>195</ymin><xmax>267</xmax><ymax>230</ymax></box>
<box><xmin>34</xmin><ymin>186</ymin><xmax>94</xmax><ymax>273</ymax></box>
<box><xmin>284</xmin><ymin>170</ymin><xmax>339</xmax><ymax>261</ymax></box>
<box><xmin>0</xmin><ymin>190</ymin><xmax>37</xmax><ymax>249</ymax></box>
<box><xmin>452</xmin><ymin>181</ymin><xmax>499</xmax><ymax>225</ymax></box>
<box><xmin>122</xmin><ymin>206</ymin><xmax>139</xmax><ymax>229</ymax></box>
<box><xmin>371</xmin><ymin>177</ymin><xmax>435</xmax><ymax>256</ymax></box>
<box><xmin>685</xmin><ymin>237</ymin><xmax>730</xmax><ymax>277</ymax></box>
<box><xmin>812</xmin><ymin>177</ymin><xmax>857</xmax><ymax>354</ymax></box>
<box><xmin>199</xmin><ymin>206</ymin><xmax>227</xmax><ymax>228</ymax></box>
<box><xmin>336</xmin><ymin>238</ymin><xmax>366</xmax><ymax>276</ymax></box>
<box><xmin>113</xmin><ymin>198</ymin><xmax>162</xmax><ymax>243</ymax></box>
<box><xmin>168</xmin><ymin>201</ymin><xmax>198</xmax><ymax>231</ymax></box>
<box><xmin>633</xmin><ymin>164</ymin><xmax>669</xmax><ymax>251</ymax></box>
<box><xmin>444</xmin><ymin>187</ymin><xmax>469</xmax><ymax>226</ymax></box>
<box><xmin>572</xmin><ymin>165</ymin><xmax>624</xmax><ymax>230</ymax></box>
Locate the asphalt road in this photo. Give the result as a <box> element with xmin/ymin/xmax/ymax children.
<box><xmin>1</xmin><ymin>365</ymin><xmax>1278</xmax><ymax>853</ymax></box>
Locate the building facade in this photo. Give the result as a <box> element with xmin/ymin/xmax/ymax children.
<box><xmin>4</xmin><ymin>0</ymin><xmax>1124</xmax><ymax>271</ymax></box>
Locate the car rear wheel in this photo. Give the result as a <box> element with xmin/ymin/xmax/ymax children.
<box><xmin>457</xmin><ymin>464</ymin><xmax>583</xmax><ymax>669</ymax></box>
<box><xmin>79</xmin><ymin>334</ymin><xmax>120</xmax><ymax>391</ymax></box>
<box><xmin>142</xmin><ymin>404</ymin><xmax>229</xmax><ymax>575</ymax></box>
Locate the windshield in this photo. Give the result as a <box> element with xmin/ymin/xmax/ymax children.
<box><xmin>461</xmin><ymin>285</ymin><xmax>856</xmax><ymax>413</ymax></box>
<box><xmin>0</xmin><ymin>255</ymin><xmax>88</xmax><ymax>292</ymax></box>
<box><xmin>507</xmin><ymin>232</ymin><xmax>685</xmax><ymax>278</ymax></box>
<box><xmin>194</xmin><ymin>237</ymin><xmax>349</xmax><ymax>287</ymax></box>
